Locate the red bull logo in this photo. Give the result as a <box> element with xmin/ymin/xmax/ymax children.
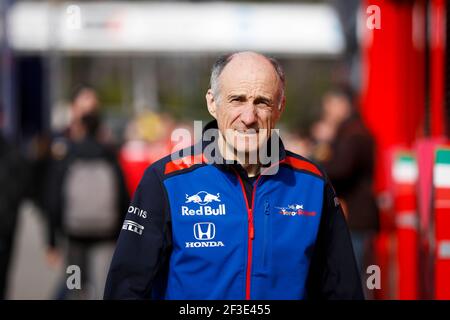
<box><xmin>182</xmin><ymin>191</ymin><xmax>226</xmax><ymax>216</ymax></box>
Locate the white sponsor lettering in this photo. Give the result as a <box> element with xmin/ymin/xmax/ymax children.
<box><xmin>185</xmin><ymin>241</ymin><xmax>225</xmax><ymax>248</ymax></box>
<box><xmin>181</xmin><ymin>204</ymin><xmax>226</xmax><ymax>216</ymax></box>
<box><xmin>122</xmin><ymin>220</ymin><xmax>144</xmax><ymax>235</ymax></box>
<box><xmin>127</xmin><ymin>205</ymin><xmax>148</xmax><ymax>219</ymax></box>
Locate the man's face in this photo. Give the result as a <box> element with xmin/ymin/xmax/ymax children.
<box><xmin>206</xmin><ymin>53</ymin><xmax>285</xmax><ymax>156</ymax></box>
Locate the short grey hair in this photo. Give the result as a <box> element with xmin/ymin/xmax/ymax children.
<box><xmin>210</xmin><ymin>52</ymin><xmax>286</xmax><ymax>107</ymax></box>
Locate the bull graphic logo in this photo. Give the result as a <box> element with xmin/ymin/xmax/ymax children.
<box><xmin>185</xmin><ymin>191</ymin><xmax>221</xmax><ymax>206</ymax></box>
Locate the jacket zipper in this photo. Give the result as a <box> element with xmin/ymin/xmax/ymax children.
<box><xmin>230</xmin><ymin>160</ymin><xmax>285</xmax><ymax>299</ymax></box>
<box><xmin>262</xmin><ymin>200</ymin><xmax>270</xmax><ymax>267</ymax></box>
<box><xmin>233</xmin><ymin>169</ymin><xmax>262</xmax><ymax>300</ymax></box>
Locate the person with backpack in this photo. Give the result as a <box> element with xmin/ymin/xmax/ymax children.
<box><xmin>39</xmin><ymin>84</ymin><xmax>104</xmax><ymax>267</ymax></box>
<box><xmin>46</xmin><ymin>111</ymin><xmax>129</xmax><ymax>299</ymax></box>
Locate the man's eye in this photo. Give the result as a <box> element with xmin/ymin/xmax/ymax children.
<box><xmin>230</xmin><ymin>98</ymin><xmax>243</xmax><ymax>104</ymax></box>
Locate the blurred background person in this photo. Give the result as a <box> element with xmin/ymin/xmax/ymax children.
<box><xmin>118</xmin><ymin>112</ymin><xmax>187</xmax><ymax>196</ymax></box>
<box><xmin>44</xmin><ymin>96</ymin><xmax>129</xmax><ymax>299</ymax></box>
<box><xmin>313</xmin><ymin>88</ymin><xmax>380</xmax><ymax>289</ymax></box>
<box><xmin>30</xmin><ymin>85</ymin><xmax>105</xmax><ymax>225</ymax></box>
<box><xmin>42</xmin><ymin>85</ymin><xmax>102</xmax><ymax>268</ymax></box>
<box><xmin>0</xmin><ymin>112</ymin><xmax>30</xmax><ymax>299</ymax></box>
<box><xmin>310</xmin><ymin>115</ymin><xmax>337</xmax><ymax>164</ymax></box>
<box><xmin>63</xmin><ymin>85</ymin><xmax>100</xmax><ymax>142</ymax></box>
<box><xmin>282</xmin><ymin>128</ymin><xmax>314</xmax><ymax>159</ymax></box>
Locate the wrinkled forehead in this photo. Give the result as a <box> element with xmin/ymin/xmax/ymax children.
<box><xmin>219</xmin><ymin>56</ymin><xmax>281</xmax><ymax>94</ymax></box>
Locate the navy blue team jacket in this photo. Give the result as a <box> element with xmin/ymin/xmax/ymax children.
<box><xmin>104</xmin><ymin>121</ymin><xmax>363</xmax><ymax>300</ymax></box>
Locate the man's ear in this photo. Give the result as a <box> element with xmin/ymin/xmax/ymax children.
<box><xmin>275</xmin><ymin>95</ymin><xmax>286</xmax><ymax>120</ymax></box>
<box><xmin>206</xmin><ymin>89</ymin><xmax>218</xmax><ymax>119</ymax></box>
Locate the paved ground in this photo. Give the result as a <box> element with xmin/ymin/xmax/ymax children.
<box><xmin>7</xmin><ymin>201</ymin><xmax>115</xmax><ymax>300</ymax></box>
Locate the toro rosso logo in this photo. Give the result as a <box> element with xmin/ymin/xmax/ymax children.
<box><xmin>185</xmin><ymin>191</ymin><xmax>221</xmax><ymax>205</ymax></box>
<box><xmin>276</xmin><ymin>204</ymin><xmax>317</xmax><ymax>217</ymax></box>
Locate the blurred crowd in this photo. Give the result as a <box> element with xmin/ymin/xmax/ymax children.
<box><xmin>285</xmin><ymin>87</ymin><xmax>379</xmax><ymax>298</ymax></box>
<box><xmin>0</xmin><ymin>84</ymin><xmax>379</xmax><ymax>299</ymax></box>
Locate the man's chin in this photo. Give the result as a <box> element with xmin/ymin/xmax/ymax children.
<box><xmin>221</xmin><ymin>131</ymin><xmax>269</xmax><ymax>162</ymax></box>
<box><xmin>231</xmin><ymin>142</ymin><xmax>265</xmax><ymax>161</ymax></box>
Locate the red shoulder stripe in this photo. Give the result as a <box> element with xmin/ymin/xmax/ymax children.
<box><xmin>164</xmin><ymin>153</ymin><xmax>206</xmax><ymax>175</ymax></box>
<box><xmin>283</xmin><ymin>156</ymin><xmax>323</xmax><ymax>177</ymax></box>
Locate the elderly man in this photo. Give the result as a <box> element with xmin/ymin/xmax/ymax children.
<box><xmin>104</xmin><ymin>52</ymin><xmax>363</xmax><ymax>300</ymax></box>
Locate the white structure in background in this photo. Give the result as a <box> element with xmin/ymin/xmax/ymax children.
<box><xmin>7</xmin><ymin>1</ymin><xmax>344</xmax><ymax>55</ymax></box>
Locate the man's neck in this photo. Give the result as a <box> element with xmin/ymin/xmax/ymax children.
<box><xmin>242</xmin><ymin>163</ymin><xmax>260</xmax><ymax>177</ymax></box>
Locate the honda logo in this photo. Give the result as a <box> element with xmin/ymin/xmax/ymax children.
<box><xmin>193</xmin><ymin>222</ymin><xmax>215</xmax><ymax>240</ymax></box>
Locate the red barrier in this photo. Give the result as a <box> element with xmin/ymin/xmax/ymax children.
<box><xmin>432</xmin><ymin>146</ymin><xmax>450</xmax><ymax>299</ymax></box>
<box><xmin>391</xmin><ymin>150</ymin><xmax>419</xmax><ymax>299</ymax></box>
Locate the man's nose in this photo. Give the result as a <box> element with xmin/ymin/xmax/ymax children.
<box><xmin>240</xmin><ymin>105</ymin><xmax>257</xmax><ymax>127</ymax></box>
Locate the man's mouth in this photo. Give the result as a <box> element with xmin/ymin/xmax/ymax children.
<box><xmin>233</xmin><ymin>129</ymin><xmax>259</xmax><ymax>135</ymax></box>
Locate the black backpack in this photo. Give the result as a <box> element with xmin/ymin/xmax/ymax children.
<box><xmin>62</xmin><ymin>144</ymin><xmax>119</xmax><ymax>238</ymax></box>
